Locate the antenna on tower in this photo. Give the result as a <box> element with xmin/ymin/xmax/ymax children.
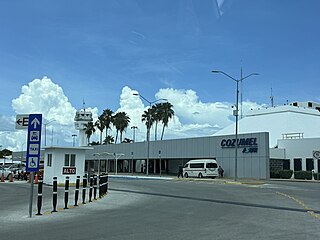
<box><xmin>240</xmin><ymin>63</ymin><xmax>243</xmax><ymax>119</ymax></box>
<box><xmin>83</xmin><ymin>99</ymin><xmax>86</xmax><ymax>112</ymax></box>
<box><xmin>270</xmin><ymin>87</ymin><xmax>274</xmax><ymax>107</ymax></box>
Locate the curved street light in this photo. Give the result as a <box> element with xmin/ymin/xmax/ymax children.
<box><xmin>133</xmin><ymin>93</ymin><xmax>167</xmax><ymax>175</ymax></box>
<box><xmin>212</xmin><ymin>69</ymin><xmax>259</xmax><ymax>181</ymax></box>
<box><xmin>43</xmin><ymin>119</ymin><xmax>56</xmax><ymax>147</ymax></box>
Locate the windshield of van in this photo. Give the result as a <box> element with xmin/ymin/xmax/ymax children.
<box><xmin>206</xmin><ymin>163</ymin><xmax>217</xmax><ymax>169</ymax></box>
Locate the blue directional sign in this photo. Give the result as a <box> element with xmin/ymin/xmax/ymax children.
<box><xmin>26</xmin><ymin>114</ymin><xmax>42</xmax><ymax>172</ymax></box>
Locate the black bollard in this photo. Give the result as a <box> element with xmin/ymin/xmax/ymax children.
<box><xmin>98</xmin><ymin>175</ymin><xmax>103</xmax><ymax>198</ymax></box>
<box><xmin>82</xmin><ymin>175</ymin><xmax>87</xmax><ymax>204</ymax></box>
<box><xmin>36</xmin><ymin>176</ymin><xmax>43</xmax><ymax>216</ymax></box>
<box><xmin>52</xmin><ymin>177</ymin><xmax>58</xmax><ymax>213</ymax></box>
<box><xmin>93</xmin><ymin>175</ymin><xmax>97</xmax><ymax>200</ymax></box>
<box><xmin>64</xmin><ymin>176</ymin><xmax>69</xmax><ymax>209</ymax></box>
<box><xmin>89</xmin><ymin>176</ymin><xmax>93</xmax><ymax>202</ymax></box>
<box><xmin>74</xmin><ymin>176</ymin><xmax>80</xmax><ymax>206</ymax></box>
<box><xmin>106</xmin><ymin>174</ymin><xmax>109</xmax><ymax>193</ymax></box>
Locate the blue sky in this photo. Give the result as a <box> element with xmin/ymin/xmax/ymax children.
<box><xmin>1</xmin><ymin>0</ymin><xmax>320</xmax><ymax>150</ymax></box>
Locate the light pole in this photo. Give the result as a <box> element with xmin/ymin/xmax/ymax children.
<box><xmin>43</xmin><ymin>120</ymin><xmax>55</xmax><ymax>147</ymax></box>
<box><xmin>72</xmin><ymin>134</ymin><xmax>77</xmax><ymax>147</ymax></box>
<box><xmin>133</xmin><ymin>93</ymin><xmax>167</xmax><ymax>175</ymax></box>
<box><xmin>212</xmin><ymin>69</ymin><xmax>259</xmax><ymax>181</ymax></box>
<box><xmin>131</xmin><ymin>126</ymin><xmax>138</xmax><ymax>142</ymax></box>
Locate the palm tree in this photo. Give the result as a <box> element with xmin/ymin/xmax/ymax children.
<box><xmin>95</xmin><ymin>114</ymin><xmax>105</xmax><ymax>144</ymax></box>
<box><xmin>141</xmin><ymin>108</ymin><xmax>154</xmax><ymax>142</ymax></box>
<box><xmin>84</xmin><ymin>121</ymin><xmax>96</xmax><ymax>145</ymax></box>
<box><xmin>159</xmin><ymin>102</ymin><xmax>174</xmax><ymax>140</ymax></box>
<box><xmin>152</xmin><ymin>103</ymin><xmax>162</xmax><ymax>141</ymax></box>
<box><xmin>113</xmin><ymin>112</ymin><xmax>130</xmax><ymax>143</ymax></box>
<box><xmin>103</xmin><ymin>135</ymin><xmax>114</xmax><ymax>144</ymax></box>
<box><xmin>101</xmin><ymin>109</ymin><xmax>113</xmax><ymax>144</ymax></box>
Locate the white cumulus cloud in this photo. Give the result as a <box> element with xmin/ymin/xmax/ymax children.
<box><xmin>0</xmin><ymin>80</ymin><xmax>266</xmax><ymax>151</ymax></box>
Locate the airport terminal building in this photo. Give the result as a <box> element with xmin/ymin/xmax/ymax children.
<box><xmin>11</xmin><ymin>101</ymin><xmax>320</xmax><ymax>181</ymax></box>
<box><xmin>84</xmin><ymin>132</ymin><xmax>270</xmax><ymax>179</ymax></box>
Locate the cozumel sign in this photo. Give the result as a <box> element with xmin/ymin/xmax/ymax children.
<box><xmin>221</xmin><ymin>137</ymin><xmax>258</xmax><ymax>153</ymax></box>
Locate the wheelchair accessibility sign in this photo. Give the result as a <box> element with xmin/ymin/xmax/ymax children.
<box><xmin>28</xmin><ymin>157</ymin><xmax>39</xmax><ymax>168</ymax></box>
<box><xmin>26</xmin><ymin>114</ymin><xmax>42</xmax><ymax>172</ymax></box>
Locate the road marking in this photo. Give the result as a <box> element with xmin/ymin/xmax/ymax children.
<box><xmin>276</xmin><ymin>191</ymin><xmax>320</xmax><ymax>221</ymax></box>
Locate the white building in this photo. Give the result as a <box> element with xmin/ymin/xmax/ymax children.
<box><xmin>74</xmin><ymin>109</ymin><xmax>93</xmax><ymax>146</ymax></box>
<box><xmin>214</xmin><ymin>101</ymin><xmax>320</xmax><ymax>174</ymax></box>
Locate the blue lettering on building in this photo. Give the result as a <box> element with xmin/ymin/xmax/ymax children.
<box><xmin>221</xmin><ymin>137</ymin><xmax>258</xmax><ymax>153</ymax></box>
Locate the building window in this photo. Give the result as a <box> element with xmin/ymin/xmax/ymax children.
<box><xmin>283</xmin><ymin>159</ymin><xmax>290</xmax><ymax>170</ymax></box>
<box><xmin>306</xmin><ymin>158</ymin><xmax>314</xmax><ymax>171</ymax></box>
<box><xmin>70</xmin><ymin>154</ymin><xmax>76</xmax><ymax>167</ymax></box>
<box><xmin>47</xmin><ymin>154</ymin><xmax>52</xmax><ymax>167</ymax></box>
<box><xmin>294</xmin><ymin>158</ymin><xmax>302</xmax><ymax>171</ymax></box>
<box><xmin>65</xmin><ymin>154</ymin><xmax>76</xmax><ymax>167</ymax></box>
<box><xmin>64</xmin><ymin>154</ymin><xmax>70</xmax><ymax>166</ymax></box>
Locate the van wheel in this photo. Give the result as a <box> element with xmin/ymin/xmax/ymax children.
<box><xmin>211</xmin><ymin>177</ymin><xmax>216</xmax><ymax>179</ymax></box>
<box><xmin>184</xmin><ymin>173</ymin><xmax>188</xmax><ymax>178</ymax></box>
<box><xmin>198</xmin><ymin>173</ymin><xmax>203</xmax><ymax>178</ymax></box>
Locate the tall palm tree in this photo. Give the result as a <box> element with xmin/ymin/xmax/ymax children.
<box><xmin>95</xmin><ymin>114</ymin><xmax>105</xmax><ymax>144</ymax></box>
<box><xmin>152</xmin><ymin>103</ymin><xmax>162</xmax><ymax>141</ymax></box>
<box><xmin>159</xmin><ymin>102</ymin><xmax>174</xmax><ymax>140</ymax></box>
<box><xmin>113</xmin><ymin>112</ymin><xmax>130</xmax><ymax>143</ymax></box>
<box><xmin>141</xmin><ymin>108</ymin><xmax>154</xmax><ymax>142</ymax></box>
<box><xmin>103</xmin><ymin>135</ymin><xmax>114</xmax><ymax>144</ymax></box>
<box><xmin>84</xmin><ymin>121</ymin><xmax>96</xmax><ymax>145</ymax></box>
<box><xmin>101</xmin><ymin>109</ymin><xmax>113</xmax><ymax>144</ymax></box>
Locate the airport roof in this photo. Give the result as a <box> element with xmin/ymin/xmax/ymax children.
<box><xmin>213</xmin><ymin>105</ymin><xmax>320</xmax><ymax>147</ymax></box>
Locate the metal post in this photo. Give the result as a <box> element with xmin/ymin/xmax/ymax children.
<box><xmin>159</xmin><ymin>150</ymin><xmax>162</xmax><ymax>177</ymax></box>
<box><xmin>89</xmin><ymin>176</ymin><xmax>93</xmax><ymax>202</ymax></box>
<box><xmin>28</xmin><ymin>172</ymin><xmax>35</xmax><ymax>218</ymax></box>
<box><xmin>82</xmin><ymin>175</ymin><xmax>87</xmax><ymax>204</ymax></box>
<box><xmin>235</xmin><ymin>80</ymin><xmax>239</xmax><ymax>181</ymax></box>
<box><xmin>93</xmin><ymin>175</ymin><xmax>97</xmax><ymax>200</ymax></box>
<box><xmin>211</xmin><ymin>70</ymin><xmax>258</xmax><ymax>181</ymax></box>
<box><xmin>131</xmin><ymin>152</ymin><xmax>134</xmax><ymax>175</ymax></box>
<box><xmin>52</xmin><ymin>177</ymin><xmax>58</xmax><ymax>213</ymax></box>
<box><xmin>36</xmin><ymin>175</ymin><xmax>43</xmax><ymax>216</ymax></box>
<box><xmin>74</xmin><ymin>176</ymin><xmax>80</xmax><ymax>206</ymax></box>
<box><xmin>99</xmin><ymin>175</ymin><xmax>102</xmax><ymax>198</ymax></box>
<box><xmin>64</xmin><ymin>176</ymin><xmax>69</xmax><ymax>209</ymax></box>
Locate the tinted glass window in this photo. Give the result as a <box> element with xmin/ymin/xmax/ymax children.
<box><xmin>190</xmin><ymin>163</ymin><xmax>204</xmax><ymax>168</ymax></box>
<box><xmin>206</xmin><ymin>163</ymin><xmax>217</xmax><ymax>168</ymax></box>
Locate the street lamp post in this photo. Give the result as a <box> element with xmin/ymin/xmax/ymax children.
<box><xmin>72</xmin><ymin>134</ymin><xmax>77</xmax><ymax>147</ymax></box>
<box><xmin>43</xmin><ymin>120</ymin><xmax>56</xmax><ymax>147</ymax></box>
<box><xmin>133</xmin><ymin>93</ymin><xmax>167</xmax><ymax>175</ymax></box>
<box><xmin>131</xmin><ymin>126</ymin><xmax>138</xmax><ymax>142</ymax></box>
<box><xmin>212</xmin><ymin>69</ymin><xmax>259</xmax><ymax>181</ymax></box>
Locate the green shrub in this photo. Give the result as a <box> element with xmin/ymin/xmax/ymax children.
<box><xmin>294</xmin><ymin>171</ymin><xmax>312</xmax><ymax>180</ymax></box>
<box><xmin>313</xmin><ymin>172</ymin><xmax>320</xmax><ymax>180</ymax></box>
<box><xmin>279</xmin><ymin>170</ymin><xmax>293</xmax><ymax>179</ymax></box>
<box><xmin>294</xmin><ymin>171</ymin><xmax>305</xmax><ymax>179</ymax></box>
<box><xmin>305</xmin><ymin>171</ymin><xmax>312</xmax><ymax>180</ymax></box>
<box><xmin>270</xmin><ymin>170</ymin><xmax>280</xmax><ymax>178</ymax></box>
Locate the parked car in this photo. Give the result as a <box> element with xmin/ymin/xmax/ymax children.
<box><xmin>1</xmin><ymin>163</ymin><xmax>26</xmax><ymax>180</ymax></box>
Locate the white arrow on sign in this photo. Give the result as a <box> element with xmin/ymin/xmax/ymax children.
<box><xmin>15</xmin><ymin>114</ymin><xmax>30</xmax><ymax>129</ymax></box>
<box><xmin>31</xmin><ymin>117</ymin><xmax>40</xmax><ymax>128</ymax></box>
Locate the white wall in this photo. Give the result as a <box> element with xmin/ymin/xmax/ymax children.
<box><xmin>278</xmin><ymin>138</ymin><xmax>320</xmax><ymax>172</ymax></box>
<box><xmin>43</xmin><ymin>147</ymin><xmax>88</xmax><ymax>184</ymax></box>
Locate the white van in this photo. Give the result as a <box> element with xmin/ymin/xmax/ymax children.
<box><xmin>183</xmin><ymin>159</ymin><xmax>218</xmax><ymax>178</ymax></box>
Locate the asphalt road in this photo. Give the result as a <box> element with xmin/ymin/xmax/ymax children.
<box><xmin>0</xmin><ymin>178</ymin><xmax>319</xmax><ymax>240</ymax></box>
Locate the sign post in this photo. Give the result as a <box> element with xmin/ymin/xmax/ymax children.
<box><xmin>26</xmin><ymin>114</ymin><xmax>42</xmax><ymax>218</ymax></box>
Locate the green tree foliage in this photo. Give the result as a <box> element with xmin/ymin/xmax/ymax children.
<box><xmin>84</xmin><ymin>121</ymin><xmax>96</xmax><ymax>145</ymax></box>
<box><xmin>113</xmin><ymin>112</ymin><xmax>130</xmax><ymax>143</ymax></box>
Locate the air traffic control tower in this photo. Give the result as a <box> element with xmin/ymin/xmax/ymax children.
<box><xmin>74</xmin><ymin>109</ymin><xmax>93</xmax><ymax>146</ymax></box>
